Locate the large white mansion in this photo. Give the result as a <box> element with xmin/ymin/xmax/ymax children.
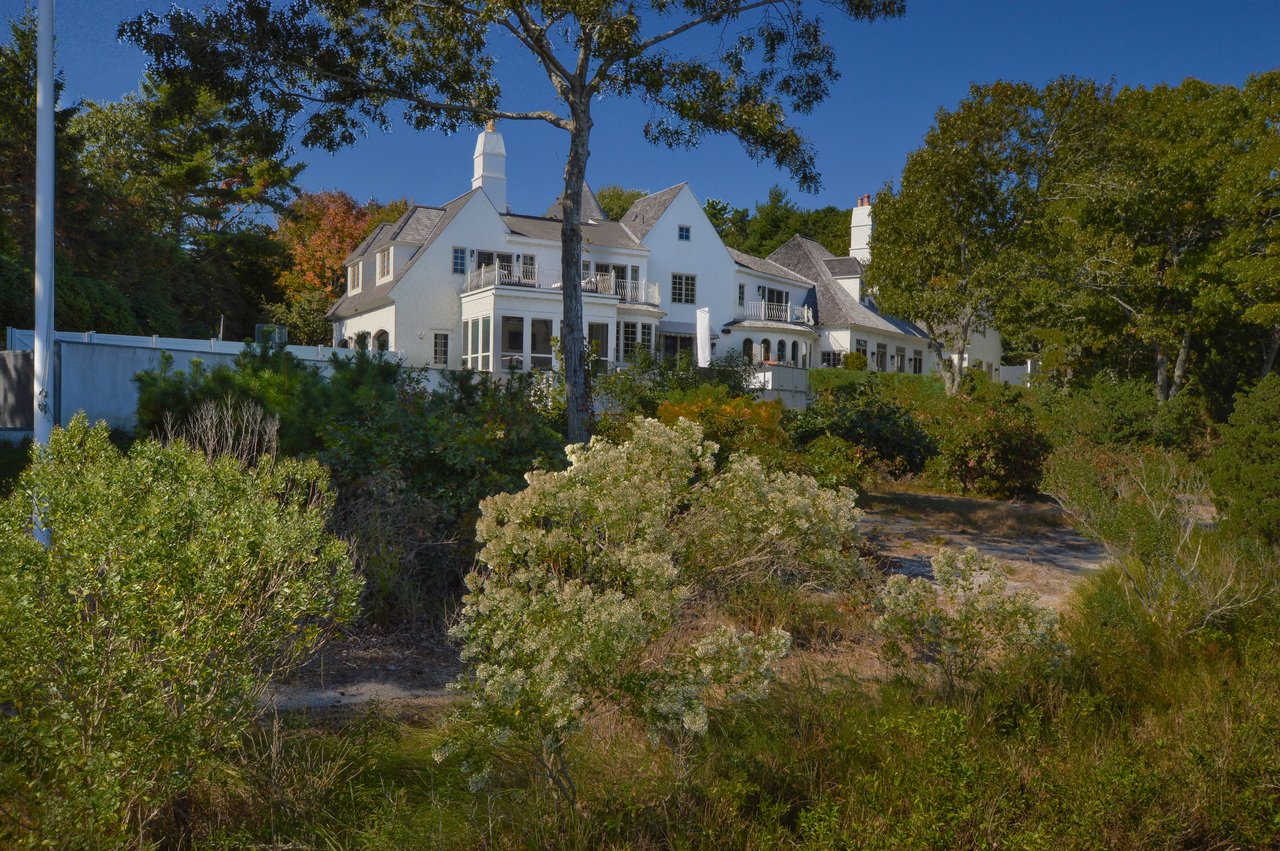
<box><xmin>329</xmin><ymin>125</ymin><xmax>1002</xmax><ymax>377</ymax></box>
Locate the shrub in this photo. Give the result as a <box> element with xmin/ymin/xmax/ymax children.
<box><xmin>1046</xmin><ymin>445</ymin><xmax>1274</xmax><ymax>635</ymax></box>
<box><xmin>841</xmin><ymin>351</ymin><xmax>868</xmax><ymax>371</ymax></box>
<box><xmin>788</xmin><ymin>374</ymin><xmax>935</xmax><ymax>476</ymax></box>
<box><xmin>928</xmin><ymin>386</ymin><xmax>1050</xmax><ymax>498</ymax></box>
<box><xmin>657</xmin><ymin>384</ymin><xmax>790</xmax><ymax>467</ymax></box>
<box><xmin>593</xmin><ymin>348</ymin><xmax>758</xmax><ymax>435</ymax></box>
<box><xmin>1032</xmin><ymin>373</ymin><xmax>1157</xmax><ymax>449</ymax></box>
<box><xmin>797</xmin><ymin>433</ymin><xmax>866</xmax><ymax>491</ymax></box>
<box><xmin>440</xmin><ymin>419</ymin><xmax>868</xmax><ymax>803</ymax></box>
<box><xmin>873</xmin><ymin>548</ymin><xmax>1060</xmax><ymax>694</ymax></box>
<box><xmin>0</xmin><ymin>416</ymin><xmax>359</xmax><ymax>845</ymax></box>
<box><xmin>1209</xmin><ymin>375</ymin><xmax>1280</xmax><ymax>547</ymax></box>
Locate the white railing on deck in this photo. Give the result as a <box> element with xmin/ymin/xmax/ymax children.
<box><xmin>465</xmin><ymin>266</ymin><xmax>661</xmax><ymax>306</ymax></box>
<box><xmin>735</xmin><ymin>301</ymin><xmax>814</xmax><ymax>325</ymax></box>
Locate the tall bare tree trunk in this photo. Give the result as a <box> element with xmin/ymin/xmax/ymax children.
<box><xmin>559</xmin><ymin>103</ymin><xmax>593</xmax><ymax>445</ymax></box>
<box><xmin>1170</xmin><ymin>328</ymin><xmax>1191</xmax><ymax>398</ymax></box>
<box><xmin>1261</xmin><ymin>326</ymin><xmax>1280</xmax><ymax>380</ymax></box>
<box><xmin>1155</xmin><ymin>341</ymin><xmax>1169</xmax><ymax>402</ymax></box>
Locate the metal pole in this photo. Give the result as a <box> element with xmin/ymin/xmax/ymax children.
<box><xmin>34</xmin><ymin>0</ymin><xmax>55</xmax><ymax>447</ymax></box>
<box><xmin>33</xmin><ymin>0</ymin><xmax>55</xmax><ymax>548</ymax></box>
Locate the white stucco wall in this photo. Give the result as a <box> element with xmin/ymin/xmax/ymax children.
<box><xmin>334</xmin><ymin>303</ymin><xmax>397</xmax><ymax>352</ymax></box>
<box><xmin>640</xmin><ymin>186</ymin><xmax>740</xmax><ymax>336</ymax></box>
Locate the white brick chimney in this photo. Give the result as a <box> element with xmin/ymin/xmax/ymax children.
<box><xmin>472</xmin><ymin>121</ymin><xmax>508</xmax><ymax>212</ymax></box>
<box><xmin>849</xmin><ymin>193</ymin><xmax>872</xmax><ymax>264</ymax></box>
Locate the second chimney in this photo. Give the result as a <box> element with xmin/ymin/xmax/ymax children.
<box><xmin>472</xmin><ymin>121</ymin><xmax>508</xmax><ymax>212</ymax></box>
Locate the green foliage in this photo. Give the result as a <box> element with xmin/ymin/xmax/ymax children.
<box><xmin>874</xmin><ymin>548</ymin><xmax>1061</xmax><ymax>694</ymax></box>
<box><xmin>441</xmin><ymin>419</ymin><xmax>867</xmax><ymax>802</ymax></box>
<box><xmin>1209</xmin><ymin>375</ymin><xmax>1280</xmax><ymax>547</ymax></box>
<box><xmin>787</xmin><ymin>373</ymin><xmax>935</xmax><ymax>476</ymax></box>
<box><xmin>927</xmin><ymin>384</ymin><xmax>1050</xmax><ymax>498</ymax></box>
<box><xmin>656</xmin><ymin>384</ymin><xmax>790</xmax><ymax>468</ymax></box>
<box><xmin>135</xmin><ymin>344</ymin><xmax>400</xmax><ymax>457</ymax></box>
<box><xmin>0</xmin><ymin>416</ymin><xmax>359</xmax><ymax>845</ymax></box>
<box><xmin>1046</xmin><ymin>445</ymin><xmax>1275</xmax><ymax>635</ymax></box>
<box><xmin>798</xmin><ymin>433</ymin><xmax>866</xmax><ymax>491</ymax></box>
<box><xmin>709</xmin><ymin>185</ymin><xmax>853</xmax><ymax>257</ymax></box>
<box><xmin>594</xmin><ymin>185</ymin><xmax>647</xmax><ymax>221</ymax></box>
<box><xmin>841</xmin><ymin>350</ymin><xmax>868</xmax><ymax>370</ymax></box>
<box><xmin>594</xmin><ymin>348</ymin><xmax>757</xmax><ymax>437</ymax></box>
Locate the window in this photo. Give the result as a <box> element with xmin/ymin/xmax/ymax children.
<box><xmin>874</xmin><ymin>342</ymin><xmax>887</xmax><ymax>371</ymax></box>
<box><xmin>521</xmin><ymin>254</ymin><xmax>536</xmax><ymax>281</ymax></box>
<box><xmin>588</xmin><ymin>323</ymin><xmax>609</xmax><ymax>362</ymax></box>
<box><xmin>463</xmin><ymin>316</ymin><xmax>492</xmax><ymax>370</ymax></box>
<box><xmin>821</xmin><ymin>351</ymin><xmax>838</xmax><ymax>368</ymax></box>
<box><xmin>621</xmin><ymin>321</ymin><xmax>638</xmax><ymax>361</ymax></box>
<box><xmin>911</xmin><ymin>349</ymin><xmax>923</xmax><ymax>375</ymax></box>
<box><xmin>761</xmin><ymin>339</ymin><xmax>772</xmax><ymax>361</ymax></box>
<box><xmin>433</xmin><ymin>333</ymin><xmax>449</xmax><ymax>366</ymax></box>
<box><xmin>347</xmin><ymin>263</ymin><xmax>362</xmax><ymax>294</ymax></box>
<box><xmin>531</xmin><ymin>318</ymin><xmax>553</xmax><ymax>370</ymax></box>
<box><xmin>777</xmin><ymin>339</ymin><xmax>786</xmax><ymax>364</ymax></box>
<box><xmin>737</xmin><ymin>284</ymin><xmax>745</xmax><ymax>307</ymax></box>
<box><xmin>631</xmin><ymin>266</ymin><xmax>640</xmax><ymax>284</ymax></box>
<box><xmin>373</xmin><ymin>329</ymin><xmax>390</xmax><ymax>352</ymax></box>
<box><xmin>452</xmin><ymin>247</ymin><xmax>466</xmax><ymax>275</ymax></box>
<box><xmin>895</xmin><ymin>345</ymin><xmax>907</xmax><ymax>373</ymax></box>
<box><xmin>671</xmin><ymin>273</ymin><xmax>696</xmax><ymax>304</ymax></box>
<box><xmin>501</xmin><ymin>316</ymin><xmax>524</xmax><ymax>370</ymax></box>
<box><xmin>677</xmin><ymin>224</ymin><xmax>691</xmax><ymax>241</ymax></box>
<box><xmin>743</xmin><ymin>338</ymin><xmax>755</xmax><ymax>361</ymax></box>
<box><xmin>376</xmin><ymin>247</ymin><xmax>391</xmax><ymax>281</ymax></box>
<box><xmin>855</xmin><ymin>339</ymin><xmax>868</xmax><ymax>358</ymax></box>
<box><xmin>791</xmin><ymin>341</ymin><xmax>799</xmax><ymax>365</ymax></box>
<box><xmin>640</xmin><ymin>323</ymin><xmax>653</xmax><ymax>352</ymax></box>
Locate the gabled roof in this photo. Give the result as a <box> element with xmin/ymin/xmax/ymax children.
<box><xmin>544</xmin><ymin>182</ymin><xmax>607</xmax><ymax>222</ymax></box>
<box><xmin>501</xmin><ymin>213</ymin><xmax>645</xmax><ymax>250</ymax></box>
<box><xmin>823</xmin><ymin>256</ymin><xmax>865</xmax><ymax>278</ymax></box>
<box><xmin>767</xmin><ymin>235</ymin><xmax>928</xmax><ymax>339</ymax></box>
<box><xmin>619</xmin><ymin>183</ymin><xmax>686</xmax><ymax>240</ymax></box>
<box><xmin>329</xmin><ymin>189</ymin><xmax>482</xmax><ymax>320</ymax></box>
<box><xmin>725</xmin><ymin>246</ymin><xmax>815</xmax><ymax>286</ymax></box>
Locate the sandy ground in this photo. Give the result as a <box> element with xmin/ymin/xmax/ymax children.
<box><xmin>273</xmin><ymin>491</ymin><xmax>1109</xmax><ymax>715</ymax></box>
<box><xmin>861</xmin><ymin>491</ymin><xmax>1107</xmax><ymax>610</ymax></box>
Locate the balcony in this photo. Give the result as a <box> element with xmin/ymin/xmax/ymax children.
<box><xmin>736</xmin><ymin>301</ymin><xmax>814</xmax><ymax>325</ymax></box>
<box><xmin>465</xmin><ymin>265</ymin><xmax>661</xmax><ymax>306</ymax></box>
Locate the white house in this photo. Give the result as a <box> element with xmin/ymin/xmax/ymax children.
<box><xmin>328</xmin><ymin>124</ymin><xmax>999</xmax><ymax>382</ymax></box>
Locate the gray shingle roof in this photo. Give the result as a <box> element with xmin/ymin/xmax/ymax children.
<box><xmin>766</xmin><ymin>235</ymin><xmax>928</xmax><ymax>339</ymax></box>
<box><xmin>726</xmin><ymin>247</ymin><xmax>815</xmax><ymax>286</ymax></box>
<box><xmin>823</xmin><ymin>256</ymin><xmax>865</xmax><ymax>278</ymax></box>
<box><xmin>501</xmin><ymin>214</ymin><xmax>644</xmax><ymax>250</ymax></box>
<box><xmin>544</xmin><ymin>183</ymin><xmax>606</xmax><ymax>222</ymax></box>
<box><xmin>619</xmin><ymin>184</ymin><xmax>685</xmax><ymax>240</ymax></box>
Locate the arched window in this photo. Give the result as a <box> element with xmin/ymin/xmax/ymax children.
<box><xmin>742</xmin><ymin>337</ymin><xmax>754</xmax><ymax>361</ymax></box>
<box><xmin>761</xmin><ymin>339</ymin><xmax>771</xmax><ymax>361</ymax></box>
<box><xmin>777</xmin><ymin>339</ymin><xmax>786</xmax><ymax>364</ymax></box>
<box><xmin>790</xmin><ymin>341</ymin><xmax>798</xmax><ymax>365</ymax></box>
<box><xmin>373</xmin><ymin>330</ymin><xmax>390</xmax><ymax>352</ymax></box>
<box><xmin>337</xmin><ymin>337</ymin><xmax>351</xmax><ymax>349</ymax></box>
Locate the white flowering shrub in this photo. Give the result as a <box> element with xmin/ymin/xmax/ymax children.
<box><xmin>442</xmin><ymin>418</ymin><xmax>865</xmax><ymax>803</ymax></box>
<box><xmin>873</xmin><ymin>548</ymin><xmax>1061</xmax><ymax>693</ymax></box>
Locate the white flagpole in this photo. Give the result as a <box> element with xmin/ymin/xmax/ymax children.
<box><xmin>33</xmin><ymin>0</ymin><xmax>55</xmax><ymax>546</ymax></box>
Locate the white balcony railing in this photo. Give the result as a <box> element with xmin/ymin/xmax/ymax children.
<box><xmin>735</xmin><ymin>301</ymin><xmax>814</xmax><ymax>325</ymax></box>
<box><xmin>465</xmin><ymin>265</ymin><xmax>661</xmax><ymax>306</ymax></box>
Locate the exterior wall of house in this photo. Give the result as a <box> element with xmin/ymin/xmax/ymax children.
<box><xmin>334</xmin><ymin>303</ymin><xmax>397</xmax><ymax>351</ymax></box>
<box><xmin>817</xmin><ymin>325</ymin><xmax>935</xmax><ymax>375</ymax></box>
<box><xmin>730</xmin><ymin>269</ymin><xmax>818</xmax><ymax>366</ymax></box>
<box><xmin>639</xmin><ymin>187</ymin><xmax>738</xmax><ymax>340</ymax></box>
<box><xmin>390</xmin><ymin>193</ymin><xmax>512</xmax><ymax>366</ymax></box>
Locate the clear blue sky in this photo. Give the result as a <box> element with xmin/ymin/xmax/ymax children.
<box><xmin>8</xmin><ymin>0</ymin><xmax>1280</xmax><ymax>216</ymax></box>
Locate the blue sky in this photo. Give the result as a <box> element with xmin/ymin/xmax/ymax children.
<box><xmin>7</xmin><ymin>0</ymin><xmax>1280</xmax><ymax>216</ymax></box>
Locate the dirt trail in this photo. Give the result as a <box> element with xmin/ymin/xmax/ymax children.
<box><xmin>861</xmin><ymin>490</ymin><xmax>1107</xmax><ymax>609</ymax></box>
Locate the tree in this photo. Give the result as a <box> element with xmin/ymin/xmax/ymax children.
<box><xmin>122</xmin><ymin>0</ymin><xmax>906</xmax><ymax>443</ymax></box>
<box><xmin>867</xmin><ymin>81</ymin><xmax>1044</xmax><ymax>395</ymax></box>
<box><xmin>595</xmin><ymin>184</ymin><xmax>647</xmax><ymax>221</ymax></box>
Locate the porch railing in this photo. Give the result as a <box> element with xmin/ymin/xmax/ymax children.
<box><xmin>465</xmin><ymin>265</ymin><xmax>618</xmax><ymax>295</ymax></box>
<box><xmin>735</xmin><ymin>301</ymin><xmax>814</xmax><ymax>325</ymax></box>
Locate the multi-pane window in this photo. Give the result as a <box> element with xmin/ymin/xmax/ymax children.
<box><xmin>855</xmin><ymin>339</ymin><xmax>868</xmax><ymax>358</ymax></box>
<box><xmin>895</xmin><ymin>345</ymin><xmax>907</xmax><ymax>373</ymax></box>
<box><xmin>452</xmin><ymin>247</ymin><xmax>466</xmax><ymax>274</ymax></box>
<box><xmin>521</xmin><ymin>254</ymin><xmax>536</xmax><ymax>280</ymax></box>
<box><xmin>433</xmin><ymin>333</ymin><xmax>449</xmax><ymax>366</ymax></box>
<box><xmin>347</xmin><ymin>263</ymin><xmax>362</xmax><ymax>294</ymax></box>
<box><xmin>874</xmin><ymin>342</ymin><xmax>888</xmax><ymax>371</ymax></box>
<box><xmin>910</xmin><ymin>349</ymin><xmax>924</xmax><ymax>374</ymax></box>
<box><xmin>376</xmin><ymin>247</ymin><xmax>391</xmax><ymax>280</ymax></box>
<box><xmin>462</xmin><ymin>316</ymin><xmax>492</xmax><ymax>371</ymax></box>
<box><xmin>677</xmin><ymin>224</ymin><xmax>691</xmax><ymax>241</ymax></box>
<box><xmin>821</xmin><ymin>351</ymin><xmax>838</xmax><ymax>368</ymax></box>
<box><xmin>640</xmin><ymin>323</ymin><xmax>653</xmax><ymax>352</ymax></box>
<box><xmin>671</xmin><ymin>273</ymin><xmax>696</xmax><ymax>304</ymax></box>
<box><xmin>621</xmin><ymin>321</ymin><xmax>638</xmax><ymax>361</ymax></box>
<box><xmin>737</xmin><ymin>284</ymin><xmax>745</xmax><ymax>307</ymax></box>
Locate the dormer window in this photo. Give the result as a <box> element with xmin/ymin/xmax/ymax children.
<box><xmin>347</xmin><ymin>263</ymin><xmax>362</xmax><ymax>295</ymax></box>
<box><xmin>376</xmin><ymin>247</ymin><xmax>392</xmax><ymax>282</ymax></box>
<box><xmin>677</xmin><ymin>224</ymin><xmax>691</xmax><ymax>241</ymax></box>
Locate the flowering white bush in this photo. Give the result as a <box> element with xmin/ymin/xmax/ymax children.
<box><xmin>442</xmin><ymin>418</ymin><xmax>865</xmax><ymax>803</ymax></box>
<box><xmin>873</xmin><ymin>548</ymin><xmax>1061</xmax><ymax>693</ymax></box>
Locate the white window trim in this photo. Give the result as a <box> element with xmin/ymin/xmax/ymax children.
<box><xmin>376</xmin><ymin>247</ymin><xmax>393</xmax><ymax>283</ymax></box>
<box><xmin>348</xmin><ymin>263</ymin><xmax>362</xmax><ymax>295</ymax></box>
<box><xmin>677</xmin><ymin>224</ymin><xmax>691</xmax><ymax>241</ymax></box>
<box><xmin>451</xmin><ymin>247</ymin><xmax>467</xmax><ymax>275</ymax></box>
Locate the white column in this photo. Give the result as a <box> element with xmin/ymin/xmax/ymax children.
<box><xmin>33</xmin><ymin>0</ymin><xmax>55</xmax><ymax>446</ymax></box>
